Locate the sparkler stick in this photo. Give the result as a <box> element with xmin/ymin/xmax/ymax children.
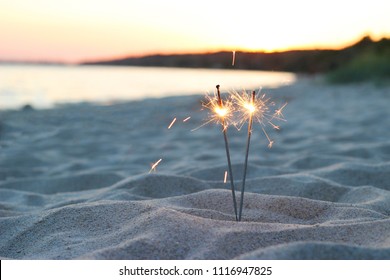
<box><xmin>216</xmin><ymin>85</ymin><xmax>238</xmax><ymax>221</ymax></box>
<box><xmin>238</xmin><ymin>90</ymin><xmax>256</xmax><ymax>221</ymax></box>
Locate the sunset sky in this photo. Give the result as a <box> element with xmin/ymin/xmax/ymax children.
<box><xmin>0</xmin><ymin>0</ymin><xmax>389</xmax><ymax>63</ymax></box>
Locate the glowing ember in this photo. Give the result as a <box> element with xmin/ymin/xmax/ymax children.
<box><xmin>232</xmin><ymin>89</ymin><xmax>287</xmax><ymax>148</ymax></box>
<box><xmin>224</xmin><ymin>171</ymin><xmax>228</xmax><ymax>183</ymax></box>
<box><xmin>149</xmin><ymin>158</ymin><xmax>162</xmax><ymax>173</ymax></box>
<box><xmin>192</xmin><ymin>87</ymin><xmax>235</xmax><ymax>131</ymax></box>
<box><xmin>232</xmin><ymin>51</ymin><xmax>236</xmax><ymax>66</ymax></box>
<box><xmin>243</xmin><ymin>103</ymin><xmax>255</xmax><ymax>113</ymax></box>
<box><xmin>168</xmin><ymin>117</ymin><xmax>177</xmax><ymax>129</ymax></box>
<box><xmin>215</xmin><ymin>106</ymin><xmax>228</xmax><ymax>117</ymax></box>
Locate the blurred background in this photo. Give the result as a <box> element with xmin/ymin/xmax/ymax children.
<box><xmin>1</xmin><ymin>0</ymin><xmax>389</xmax><ymax>109</ymax></box>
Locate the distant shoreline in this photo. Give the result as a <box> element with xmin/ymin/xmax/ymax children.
<box><xmin>82</xmin><ymin>36</ymin><xmax>390</xmax><ymax>75</ymax></box>
<box><xmin>2</xmin><ymin>36</ymin><xmax>389</xmax><ymax>76</ymax></box>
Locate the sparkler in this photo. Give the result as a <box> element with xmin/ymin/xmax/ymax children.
<box><xmin>232</xmin><ymin>89</ymin><xmax>287</xmax><ymax>148</ymax></box>
<box><xmin>237</xmin><ymin>90</ymin><xmax>256</xmax><ymax>221</ymax></box>
<box><xmin>232</xmin><ymin>89</ymin><xmax>287</xmax><ymax>221</ymax></box>
<box><xmin>200</xmin><ymin>85</ymin><xmax>238</xmax><ymax>220</ymax></box>
<box><xmin>195</xmin><ymin>84</ymin><xmax>287</xmax><ymax>221</ymax></box>
<box><xmin>216</xmin><ymin>85</ymin><xmax>238</xmax><ymax>221</ymax></box>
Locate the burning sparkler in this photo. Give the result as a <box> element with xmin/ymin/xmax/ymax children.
<box><xmin>216</xmin><ymin>85</ymin><xmax>238</xmax><ymax>221</ymax></box>
<box><xmin>195</xmin><ymin>84</ymin><xmax>287</xmax><ymax>221</ymax></box>
<box><xmin>199</xmin><ymin>85</ymin><xmax>238</xmax><ymax>220</ymax></box>
<box><xmin>194</xmin><ymin>86</ymin><xmax>234</xmax><ymax>129</ymax></box>
<box><xmin>237</xmin><ymin>90</ymin><xmax>255</xmax><ymax>221</ymax></box>
<box><xmin>232</xmin><ymin>89</ymin><xmax>287</xmax><ymax>148</ymax></box>
<box><xmin>232</xmin><ymin>89</ymin><xmax>287</xmax><ymax>221</ymax></box>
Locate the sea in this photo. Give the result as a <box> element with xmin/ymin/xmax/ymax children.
<box><xmin>0</xmin><ymin>64</ymin><xmax>296</xmax><ymax>110</ymax></box>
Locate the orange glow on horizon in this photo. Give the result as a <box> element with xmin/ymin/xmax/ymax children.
<box><xmin>0</xmin><ymin>0</ymin><xmax>389</xmax><ymax>63</ymax></box>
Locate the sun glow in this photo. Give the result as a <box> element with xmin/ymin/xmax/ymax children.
<box><xmin>0</xmin><ymin>0</ymin><xmax>389</xmax><ymax>62</ymax></box>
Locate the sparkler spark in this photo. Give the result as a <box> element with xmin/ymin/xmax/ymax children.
<box><xmin>210</xmin><ymin>90</ymin><xmax>235</xmax><ymax>128</ymax></box>
<box><xmin>191</xmin><ymin>86</ymin><xmax>235</xmax><ymax>132</ymax></box>
<box><xmin>231</xmin><ymin>89</ymin><xmax>287</xmax><ymax>147</ymax></box>
<box><xmin>149</xmin><ymin>158</ymin><xmax>162</xmax><ymax>173</ymax></box>
<box><xmin>183</xmin><ymin>116</ymin><xmax>191</xmax><ymax>122</ymax></box>
<box><xmin>224</xmin><ymin>171</ymin><xmax>228</xmax><ymax>183</ymax></box>
<box><xmin>215</xmin><ymin>106</ymin><xmax>228</xmax><ymax>118</ymax></box>
<box><xmin>275</xmin><ymin>102</ymin><xmax>288</xmax><ymax>118</ymax></box>
<box><xmin>168</xmin><ymin>117</ymin><xmax>177</xmax><ymax>129</ymax></box>
<box><xmin>232</xmin><ymin>51</ymin><xmax>236</xmax><ymax>66</ymax></box>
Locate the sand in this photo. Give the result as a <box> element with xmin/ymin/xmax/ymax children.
<box><xmin>0</xmin><ymin>76</ymin><xmax>389</xmax><ymax>259</ymax></box>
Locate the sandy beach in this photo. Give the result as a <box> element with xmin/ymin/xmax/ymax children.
<box><xmin>0</xmin><ymin>76</ymin><xmax>389</xmax><ymax>260</ymax></box>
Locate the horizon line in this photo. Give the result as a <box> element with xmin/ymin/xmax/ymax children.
<box><xmin>1</xmin><ymin>35</ymin><xmax>387</xmax><ymax>66</ymax></box>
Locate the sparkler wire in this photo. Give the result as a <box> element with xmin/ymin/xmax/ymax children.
<box><xmin>238</xmin><ymin>90</ymin><xmax>256</xmax><ymax>221</ymax></box>
<box><xmin>216</xmin><ymin>85</ymin><xmax>238</xmax><ymax>221</ymax></box>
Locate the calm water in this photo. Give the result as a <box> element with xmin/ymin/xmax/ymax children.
<box><xmin>0</xmin><ymin>64</ymin><xmax>296</xmax><ymax>109</ymax></box>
